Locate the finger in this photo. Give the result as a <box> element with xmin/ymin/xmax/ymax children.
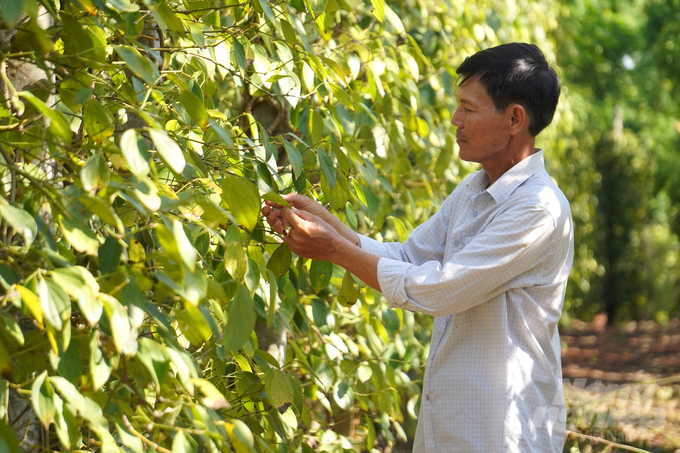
<box><xmin>262</xmin><ymin>205</ymin><xmax>272</xmax><ymax>217</ymax></box>
<box><xmin>283</xmin><ymin>207</ymin><xmax>306</xmax><ymax>229</ymax></box>
<box><xmin>264</xmin><ymin>200</ymin><xmax>283</xmax><ymax>209</ymax></box>
<box><xmin>290</xmin><ymin>207</ymin><xmax>319</xmax><ymax>222</ymax></box>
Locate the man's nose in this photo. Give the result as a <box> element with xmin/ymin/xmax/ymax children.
<box><xmin>451</xmin><ymin>107</ymin><xmax>463</xmax><ymax>127</ymax></box>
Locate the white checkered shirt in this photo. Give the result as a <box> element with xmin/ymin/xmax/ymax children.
<box><xmin>360</xmin><ymin>150</ymin><xmax>574</xmax><ymax>452</ymax></box>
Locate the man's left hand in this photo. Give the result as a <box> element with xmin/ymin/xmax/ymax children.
<box><xmin>282</xmin><ymin>207</ymin><xmax>345</xmax><ymax>262</ymax></box>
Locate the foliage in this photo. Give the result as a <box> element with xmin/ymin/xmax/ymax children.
<box><xmin>3</xmin><ymin>0</ymin><xmax>680</xmax><ymax>451</ymax></box>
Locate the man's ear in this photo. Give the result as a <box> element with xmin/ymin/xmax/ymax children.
<box><xmin>508</xmin><ymin>104</ymin><xmax>529</xmax><ymax>136</ymax></box>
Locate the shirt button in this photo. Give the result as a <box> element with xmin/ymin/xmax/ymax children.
<box><xmin>454</xmin><ymin>240</ymin><xmax>460</xmax><ymax>246</ymax></box>
<box><xmin>472</xmin><ymin>211</ymin><xmax>478</xmax><ymax>218</ymax></box>
<box><xmin>425</xmin><ymin>395</ymin><xmax>431</xmax><ymax>401</ymax></box>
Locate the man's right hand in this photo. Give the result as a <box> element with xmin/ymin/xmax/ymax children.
<box><xmin>261</xmin><ymin>193</ymin><xmax>360</xmax><ymax>247</ymax></box>
<box><xmin>262</xmin><ymin>193</ymin><xmax>329</xmax><ymax>235</ymax></box>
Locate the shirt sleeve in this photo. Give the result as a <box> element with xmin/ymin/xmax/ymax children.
<box><xmin>378</xmin><ymin>203</ymin><xmax>557</xmax><ymax>317</ymax></box>
<box><xmin>359</xmin><ymin>196</ymin><xmax>452</xmax><ymax>265</ymax></box>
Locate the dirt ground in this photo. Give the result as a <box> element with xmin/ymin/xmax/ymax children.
<box><xmin>560</xmin><ymin>315</ymin><xmax>680</xmax><ymax>452</ymax></box>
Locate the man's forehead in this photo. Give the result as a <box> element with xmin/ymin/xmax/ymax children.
<box><xmin>456</xmin><ymin>75</ymin><xmax>489</xmax><ymax>103</ymax></box>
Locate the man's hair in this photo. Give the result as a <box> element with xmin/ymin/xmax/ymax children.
<box><xmin>456</xmin><ymin>43</ymin><xmax>561</xmax><ymax>137</ymax></box>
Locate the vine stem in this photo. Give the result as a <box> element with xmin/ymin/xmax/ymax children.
<box><xmin>565</xmin><ymin>429</ymin><xmax>652</xmax><ymax>453</ymax></box>
<box><xmin>121</xmin><ymin>414</ymin><xmax>174</xmax><ymax>453</ymax></box>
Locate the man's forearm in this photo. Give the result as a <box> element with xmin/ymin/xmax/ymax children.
<box><xmin>331</xmin><ymin>239</ymin><xmax>381</xmax><ymax>291</ymax></box>
<box><xmin>320</xmin><ymin>212</ymin><xmax>361</xmax><ymax>247</ymax></box>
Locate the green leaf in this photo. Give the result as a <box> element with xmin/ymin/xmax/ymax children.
<box><xmin>148</xmin><ymin>128</ymin><xmax>186</xmax><ymax>174</ymax></box>
<box><xmin>83</xmin><ymin>100</ymin><xmax>115</xmax><ymax>143</ymax></box>
<box><xmin>311</xmin><ymin>109</ymin><xmax>325</xmax><ymax>145</ymax></box>
<box><xmin>388</xmin><ymin>215</ymin><xmax>408</xmax><ymax>242</ymax></box>
<box><xmin>0</xmin><ymin>337</ymin><xmax>13</xmax><ymax>379</ymax></box>
<box><xmin>224</xmin><ymin>242</ymin><xmax>248</xmax><ymax>281</ymax></box>
<box><xmin>321</xmin><ymin>57</ymin><xmax>348</xmax><ymax>85</ymax></box>
<box><xmin>51</xmin><ymin>266</ymin><xmax>99</xmax><ymax>300</ymax></box>
<box><xmin>280</xmin><ymin>19</ymin><xmax>297</xmax><ymax>47</ymax></box>
<box><xmin>266</xmin><ymin>243</ymin><xmax>292</xmax><ymax>279</ymax></box>
<box><xmin>153</xmin><ymin>1</ymin><xmax>186</xmax><ymax>33</ymax></box>
<box><xmin>341</xmin><ymin>270</ymin><xmax>360</xmax><ymax>305</ymax></box>
<box><xmin>329</xmin><ymin>82</ymin><xmax>354</xmax><ymax>111</ymax></box>
<box><xmin>321</xmin><ymin>171</ymin><xmax>349</xmax><ymax>210</ymax></box>
<box><xmin>37</xmin><ymin>276</ymin><xmax>69</xmax><ymax>331</ymax></box>
<box><xmin>282</xmin><ymin>139</ymin><xmax>304</xmax><ymax>178</ymax></box>
<box><xmin>264</xmin><ymin>368</ymin><xmax>295</xmax><ymax>410</ymax></box>
<box><xmin>232</xmin><ymin>36</ymin><xmax>247</xmax><ymax>73</ymax></box>
<box><xmin>221</xmin><ymin>173</ymin><xmax>261</xmax><ymax>232</ymax></box>
<box><xmin>207</xmin><ymin>119</ymin><xmax>234</xmax><ymax>148</ymax></box>
<box><xmin>309</xmin><ymin>260</ymin><xmax>332</xmax><ymax>294</ymax></box>
<box><xmin>61</xmin><ymin>217</ymin><xmax>99</xmax><ymax>256</ymax></box>
<box><xmin>365</xmin><ymin>413</ymin><xmax>376</xmax><ymax>449</ymax></box>
<box><xmin>134</xmin><ymin>177</ymin><xmax>161</xmax><ymax>212</ymax></box>
<box><xmin>108</xmin><ymin>0</ymin><xmax>139</xmax><ymax>12</ymax></box>
<box><xmin>101</xmin><ymin>294</ymin><xmax>137</xmax><ymax>355</ymax></box>
<box><xmin>80</xmin><ymin>153</ymin><xmax>110</xmax><ymax>192</ymax></box>
<box><xmin>98</xmin><ymin>236</ymin><xmax>122</xmax><ymax>275</ymax></box>
<box><xmin>114</xmin><ymin>46</ymin><xmax>161</xmax><ymax>86</ymax></box>
<box><xmin>345</xmin><ymin>202</ymin><xmax>357</xmax><ymax>229</ymax></box>
<box><xmin>136</xmin><ymin>338</ymin><xmax>169</xmax><ymax>387</ymax></box>
<box><xmin>16</xmin><ymin>285</ymin><xmax>43</xmax><ymax>324</ymax></box>
<box><xmin>18</xmin><ymin>91</ymin><xmax>72</xmax><ymax>143</ymax></box>
<box><xmin>223</xmin><ymin>284</ymin><xmax>256</xmax><ymax>351</ymax></box>
<box><xmin>31</xmin><ymin>371</ymin><xmax>56</xmax><ymax>429</ymax></box>
<box><xmin>371</xmin><ymin>0</ymin><xmax>384</xmax><ymax>23</ymax></box>
<box><xmin>119</xmin><ymin>129</ymin><xmax>151</xmax><ymax>179</ymax></box>
<box><xmin>0</xmin><ymin>202</ymin><xmax>37</xmax><ymax>247</ymax></box>
<box><xmin>0</xmin><ymin>417</ymin><xmax>21</xmax><ymax>453</ymax></box>
<box><xmin>0</xmin><ymin>0</ymin><xmax>24</xmax><ymax>27</ymax></box>
<box><xmin>181</xmin><ymin>89</ymin><xmax>209</xmax><ymax>130</ymax></box>
<box><xmin>333</xmin><ymin>381</ymin><xmax>355</xmax><ymax>410</ymax></box>
<box><xmin>172</xmin><ymin>430</ymin><xmax>196</xmax><ymax>453</ymax></box>
<box><xmin>262</xmin><ymin>192</ymin><xmax>291</xmax><ymax>208</ymax></box>
<box><xmin>253</xmin><ymin>0</ymin><xmax>275</xmax><ymax>22</ymax></box>
<box><xmin>116</xmin><ymin>422</ymin><xmax>144</xmax><ymax>453</ymax></box>
<box><xmin>0</xmin><ymin>313</ymin><xmax>24</xmax><ymax>346</ymax></box>
<box><xmin>79</xmin><ymin>193</ymin><xmax>124</xmax><ymax>233</ymax></box>
<box><xmin>317</xmin><ymin>148</ymin><xmax>335</xmax><ymax>191</ymax></box>
<box><xmin>173</xmin><ymin>219</ymin><xmax>198</xmax><ymax>272</ymax></box>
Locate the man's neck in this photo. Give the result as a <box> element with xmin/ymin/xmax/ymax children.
<box><xmin>483</xmin><ymin>139</ymin><xmax>537</xmax><ymax>186</ymax></box>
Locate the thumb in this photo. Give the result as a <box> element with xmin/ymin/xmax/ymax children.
<box><xmin>291</xmin><ymin>207</ymin><xmax>318</xmax><ymax>221</ymax></box>
<box><xmin>284</xmin><ymin>207</ymin><xmax>316</xmax><ymax>228</ymax></box>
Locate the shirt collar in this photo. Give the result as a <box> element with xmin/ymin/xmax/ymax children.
<box><xmin>465</xmin><ymin>150</ymin><xmax>546</xmax><ymax>203</ymax></box>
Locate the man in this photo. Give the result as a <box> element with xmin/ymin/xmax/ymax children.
<box><xmin>262</xmin><ymin>43</ymin><xmax>573</xmax><ymax>452</ymax></box>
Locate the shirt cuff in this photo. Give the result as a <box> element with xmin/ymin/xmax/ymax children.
<box><xmin>377</xmin><ymin>257</ymin><xmax>414</xmax><ymax>308</ymax></box>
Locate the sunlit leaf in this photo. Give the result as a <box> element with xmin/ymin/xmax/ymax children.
<box><xmin>19</xmin><ymin>91</ymin><xmax>72</xmax><ymax>143</ymax></box>
<box><xmin>114</xmin><ymin>46</ymin><xmax>161</xmax><ymax>85</ymax></box>
<box><xmin>0</xmin><ymin>202</ymin><xmax>37</xmax><ymax>247</ymax></box>
<box><xmin>83</xmin><ymin>100</ymin><xmax>115</xmax><ymax>143</ymax></box>
<box><xmin>31</xmin><ymin>371</ymin><xmax>55</xmax><ymax>428</ymax></box>
<box><xmin>370</xmin><ymin>0</ymin><xmax>384</xmax><ymax>23</ymax></box>
<box><xmin>221</xmin><ymin>174</ymin><xmax>261</xmax><ymax>232</ymax></box>
<box><xmin>80</xmin><ymin>153</ymin><xmax>110</xmax><ymax>192</ymax></box>
<box><xmin>148</xmin><ymin>128</ymin><xmax>186</xmax><ymax>174</ymax></box>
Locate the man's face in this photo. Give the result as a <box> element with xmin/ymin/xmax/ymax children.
<box><xmin>451</xmin><ymin>75</ymin><xmax>512</xmax><ymax>167</ymax></box>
